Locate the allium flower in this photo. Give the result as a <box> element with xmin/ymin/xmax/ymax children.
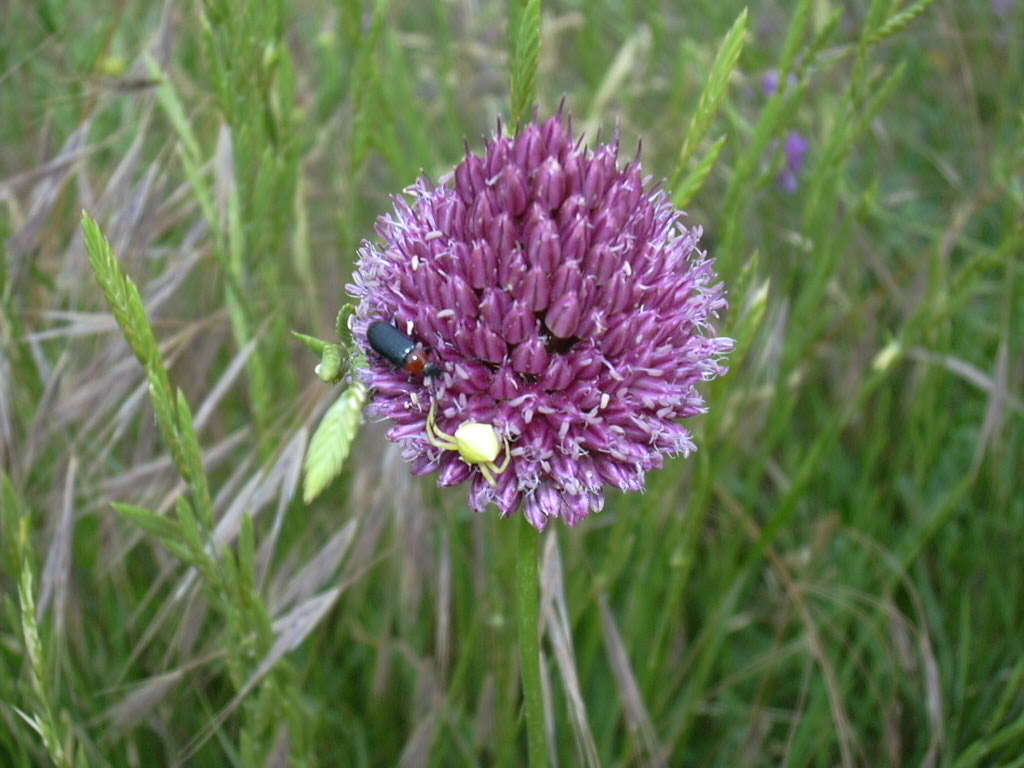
<box><xmin>348</xmin><ymin>116</ymin><xmax>732</xmax><ymax>529</ymax></box>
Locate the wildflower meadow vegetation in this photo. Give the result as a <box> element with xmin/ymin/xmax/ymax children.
<box><xmin>2</xmin><ymin>1</ymin><xmax>1022</xmax><ymax>766</ymax></box>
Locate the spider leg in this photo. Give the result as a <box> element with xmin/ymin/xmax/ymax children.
<box><xmin>426</xmin><ymin>399</ymin><xmax>457</xmax><ymax>449</ymax></box>
<box><xmin>478</xmin><ymin>463</ymin><xmax>497</xmax><ymax>487</ymax></box>
<box><xmin>492</xmin><ymin>436</ymin><xmax>512</xmax><ymax>474</ymax></box>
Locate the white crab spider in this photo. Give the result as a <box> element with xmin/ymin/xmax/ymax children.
<box><xmin>425</xmin><ymin>400</ymin><xmax>511</xmax><ymax>486</ymax></box>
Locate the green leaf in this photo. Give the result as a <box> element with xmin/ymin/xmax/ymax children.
<box><xmin>671</xmin><ymin>9</ymin><xmax>747</xmax><ymax>190</ymax></box>
<box><xmin>1</xmin><ymin>471</ymin><xmax>26</xmax><ymax>570</ymax></box>
<box><xmin>111</xmin><ymin>503</ymin><xmax>194</xmax><ymax>563</ymax></box>
<box><xmin>866</xmin><ymin>0</ymin><xmax>940</xmax><ymax>45</ymax></box>
<box><xmin>335</xmin><ymin>305</ymin><xmax>357</xmax><ymax>341</ymax></box>
<box><xmin>314</xmin><ymin>345</ymin><xmax>343</xmax><ymax>383</ymax></box>
<box><xmin>509</xmin><ymin>0</ymin><xmax>541</xmax><ymax>129</ymax></box>
<box><xmin>146</xmin><ymin>55</ymin><xmax>216</xmax><ymax>228</ymax></box>
<box><xmin>303</xmin><ymin>382</ymin><xmax>367</xmax><ymax>503</ymax></box>
<box><xmin>112</xmin><ymin>503</ymin><xmax>184</xmax><ymax>543</ymax></box>
<box><xmin>174</xmin><ymin>389</ymin><xmax>213</xmax><ymax>526</ymax></box>
<box><xmin>672</xmin><ymin>134</ymin><xmax>726</xmax><ymax>208</ymax></box>
<box><xmin>293</xmin><ymin>333</ymin><xmax>347</xmax><ymax>382</ymax></box>
<box><xmin>778</xmin><ymin>0</ymin><xmax>813</xmax><ymax>78</ymax></box>
<box><xmin>82</xmin><ymin>212</ymin><xmax>183</xmax><ymax>471</ymax></box>
<box><xmin>292</xmin><ymin>331</ymin><xmax>331</xmax><ymax>356</ymax></box>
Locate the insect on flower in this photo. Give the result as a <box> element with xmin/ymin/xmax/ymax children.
<box><xmin>425</xmin><ymin>400</ymin><xmax>511</xmax><ymax>487</ymax></box>
<box><xmin>366</xmin><ymin>320</ymin><xmax>442</xmax><ymax>378</ymax></box>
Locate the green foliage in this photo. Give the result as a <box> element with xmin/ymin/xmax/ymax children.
<box><xmin>303</xmin><ymin>382</ymin><xmax>367</xmax><ymax>503</ymax></box>
<box><xmin>867</xmin><ymin>0</ymin><xmax>943</xmax><ymax>46</ymax></box>
<box><xmin>3</xmin><ymin>0</ymin><xmax>1023</xmax><ymax>766</ymax></box>
<box><xmin>82</xmin><ymin>213</ymin><xmax>212</xmax><ymax>514</ymax></box>
<box><xmin>509</xmin><ymin>0</ymin><xmax>542</xmax><ymax>129</ymax></box>
<box><xmin>670</xmin><ymin>8</ymin><xmax>747</xmax><ymax>193</ymax></box>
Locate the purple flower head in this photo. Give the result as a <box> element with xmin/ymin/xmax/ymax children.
<box><xmin>347</xmin><ymin>116</ymin><xmax>732</xmax><ymax>529</ymax></box>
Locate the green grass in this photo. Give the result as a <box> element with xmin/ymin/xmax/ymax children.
<box><xmin>2</xmin><ymin>0</ymin><xmax>1023</xmax><ymax>765</ymax></box>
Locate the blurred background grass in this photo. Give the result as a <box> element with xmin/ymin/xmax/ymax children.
<box><xmin>2</xmin><ymin>0</ymin><xmax>1023</xmax><ymax>766</ymax></box>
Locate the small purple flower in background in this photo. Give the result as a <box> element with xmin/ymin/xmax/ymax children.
<box><xmin>779</xmin><ymin>132</ymin><xmax>810</xmax><ymax>193</ymax></box>
<box><xmin>348</xmin><ymin>116</ymin><xmax>732</xmax><ymax>529</ymax></box>
<box><xmin>761</xmin><ymin>69</ymin><xmax>797</xmax><ymax>97</ymax></box>
<box><xmin>761</xmin><ymin>70</ymin><xmax>781</xmax><ymax>96</ymax></box>
<box><xmin>992</xmin><ymin>0</ymin><xmax>1015</xmax><ymax>17</ymax></box>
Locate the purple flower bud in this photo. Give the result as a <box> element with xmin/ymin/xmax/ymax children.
<box><xmin>513</xmin><ymin>122</ymin><xmax>543</xmax><ymax>169</ymax></box>
<box><xmin>585</xmin><ymin>243</ymin><xmax>619</xmax><ymax>284</ymax></box>
<box><xmin>539</xmin><ymin>355</ymin><xmax>574</xmax><ymax>391</ymax></box>
<box><xmin>561</xmin><ymin>214</ymin><xmax>590</xmax><ymax>262</ymax></box>
<box><xmin>476</xmin><ymin>325</ymin><xmax>506</xmax><ymax>364</ymax></box>
<box><xmin>575</xmin><ymin>309</ymin><xmax>605</xmax><ymax>340</ymax></box>
<box><xmin>563</xmin><ymin>493</ymin><xmax>591</xmax><ymax>526</ymax></box>
<box><xmin>447</xmin><ymin>274</ymin><xmax>477</xmax><ymax>318</ymax></box>
<box><xmin>455</xmin><ymin>153</ymin><xmax>486</xmax><ymax>204</ymax></box>
<box><xmin>545</xmin><ymin>291</ymin><xmax>581</xmax><ymax>338</ymax></box>
<box><xmin>503</xmin><ymin>301</ymin><xmax>533</xmax><ymax>344</ymax></box>
<box><xmin>533</xmin><ymin>157</ymin><xmax>567</xmax><ymax>211</ymax></box>
<box><xmin>350</xmin><ymin>115</ymin><xmax>731</xmax><ymax>528</ymax></box>
<box><xmin>529</xmin><ymin>485</ymin><xmax>564</xmax><ymax>528</ymax></box>
<box><xmin>469</xmin><ymin>192</ymin><xmax>496</xmax><ymax>238</ymax></box>
<box><xmin>557</xmin><ymin>192</ymin><xmax>586</xmax><ymax>229</ymax></box>
<box><xmin>550</xmin><ymin>261</ymin><xmax>581</xmax><ymax>298</ymax></box>
<box><xmin>436</xmin><ymin>197</ymin><xmax>465</xmax><ymax>236</ymax></box>
<box><xmin>486</xmin><ymin>138</ymin><xmax>511</xmax><ymax>178</ymax></box>
<box><xmin>438</xmin><ymin>456</ymin><xmax>473</xmax><ymax>487</ymax></box>
<box><xmin>498</xmin><ymin>165</ymin><xmax>529</xmax><ymax>216</ymax></box>
<box><xmin>456</xmin><ymin>360</ymin><xmax>494</xmax><ymax>392</ymax></box>
<box><xmin>487</xmin><ymin>213</ymin><xmax>515</xmax><ymax>255</ymax></box>
<box><xmin>490</xmin><ymin>369</ymin><xmax>520</xmax><ymax>399</ymax></box>
<box><xmin>467</xmin><ymin>241</ymin><xmax>497</xmax><ymax>290</ymax></box>
<box><xmin>583</xmin><ymin>147</ymin><xmax>614</xmax><ymax>204</ymax></box>
<box><xmin>479</xmin><ymin>288</ymin><xmax>510</xmax><ymax>331</ymax></box>
<box><xmin>601</xmin><ymin>315</ymin><xmax>634</xmax><ymax>357</ymax></box>
<box><xmin>511</xmin><ymin>335</ymin><xmax>548</xmax><ymax>375</ymax></box>
<box><xmin>519</xmin><ymin>267</ymin><xmax>551</xmax><ymax>312</ymax></box>
<box><xmin>526</xmin><ymin>216</ymin><xmax>560</xmax><ymax>273</ymax></box>
<box><xmin>497</xmin><ymin>247</ymin><xmax>527</xmax><ymax>292</ymax></box>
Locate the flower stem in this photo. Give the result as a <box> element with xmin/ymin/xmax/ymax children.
<box><xmin>515</xmin><ymin>516</ymin><xmax>547</xmax><ymax>767</ymax></box>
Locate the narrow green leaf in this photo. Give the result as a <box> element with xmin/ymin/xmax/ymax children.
<box><xmin>293</xmin><ymin>333</ymin><xmax>347</xmax><ymax>381</ymax></box>
<box><xmin>303</xmin><ymin>382</ymin><xmax>367</xmax><ymax>503</ymax></box>
<box><xmin>82</xmin><ymin>212</ymin><xmax>183</xmax><ymax>469</ymax></box>
<box><xmin>111</xmin><ymin>503</ymin><xmax>184</xmax><ymax>544</ymax></box>
<box><xmin>866</xmin><ymin>0</ymin><xmax>940</xmax><ymax>45</ymax></box>
<box><xmin>671</xmin><ymin>9</ymin><xmax>747</xmax><ymax>189</ymax></box>
<box><xmin>509</xmin><ymin>0</ymin><xmax>541</xmax><ymax>129</ymax></box>
<box><xmin>236</xmin><ymin>513</ymin><xmax>258</xmax><ymax>610</ymax></box>
<box><xmin>174</xmin><ymin>390</ymin><xmax>213</xmax><ymax>525</ymax></box>
<box><xmin>672</xmin><ymin>134</ymin><xmax>726</xmax><ymax>208</ymax></box>
<box><xmin>111</xmin><ymin>503</ymin><xmax>194</xmax><ymax>563</ymax></box>
<box><xmin>292</xmin><ymin>331</ymin><xmax>331</xmax><ymax>356</ymax></box>
<box><xmin>1</xmin><ymin>471</ymin><xmax>25</xmax><ymax>574</ymax></box>
<box><xmin>146</xmin><ymin>56</ymin><xmax>216</xmax><ymax>228</ymax></box>
<box><xmin>778</xmin><ymin>0</ymin><xmax>812</xmax><ymax>78</ymax></box>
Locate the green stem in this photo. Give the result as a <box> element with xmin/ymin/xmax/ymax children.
<box><xmin>515</xmin><ymin>515</ymin><xmax>547</xmax><ymax>767</ymax></box>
